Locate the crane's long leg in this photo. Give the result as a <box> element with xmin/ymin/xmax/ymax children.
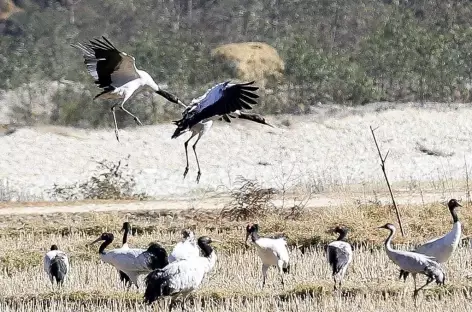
<box><xmin>261</xmin><ymin>264</ymin><xmax>269</xmax><ymax>288</ymax></box>
<box><xmin>277</xmin><ymin>260</ymin><xmax>285</xmax><ymax>288</ymax></box>
<box><xmin>192</xmin><ymin>133</ymin><xmax>203</xmax><ymax>184</ymax></box>
<box><xmin>120</xmin><ymin>103</ymin><xmax>143</xmax><ymax>126</ymax></box>
<box><xmin>111</xmin><ymin>104</ymin><xmax>120</xmax><ymax>142</ymax></box>
<box><xmin>183</xmin><ymin>131</ymin><xmax>198</xmax><ymax>179</ymax></box>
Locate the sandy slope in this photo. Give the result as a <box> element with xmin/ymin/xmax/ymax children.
<box><xmin>1</xmin><ymin>102</ymin><xmax>472</xmax><ymax>201</ymax></box>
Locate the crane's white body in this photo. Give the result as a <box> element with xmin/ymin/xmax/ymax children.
<box><xmin>413</xmin><ymin>221</ymin><xmax>461</xmax><ymax>263</ymax></box>
<box><xmin>156</xmin><ymin>252</ymin><xmax>217</xmax><ymax>296</ymax></box>
<box><xmin>326</xmin><ymin>240</ymin><xmax>353</xmax><ymax>287</ymax></box>
<box><xmin>44</xmin><ymin>249</ymin><xmax>70</xmax><ymax>285</ymax></box>
<box><xmin>251</xmin><ymin>236</ymin><xmax>290</xmax><ymax>287</ymax></box>
<box><xmin>168</xmin><ymin>238</ymin><xmax>200</xmax><ymax>263</ymax></box>
<box><xmin>100</xmin><ymin>247</ymin><xmax>155</xmax><ymax>286</ymax></box>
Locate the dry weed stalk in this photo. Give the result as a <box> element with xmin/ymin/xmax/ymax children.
<box><xmin>370</xmin><ymin>126</ymin><xmax>405</xmax><ymax>236</ymax></box>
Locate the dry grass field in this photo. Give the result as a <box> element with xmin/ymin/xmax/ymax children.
<box><xmin>0</xmin><ymin>200</ymin><xmax>471</xmax><ymax>311</ymax></box>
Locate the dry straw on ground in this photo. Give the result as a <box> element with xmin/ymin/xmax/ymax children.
<box><xmin>0</xmin><ymin>201</ymin><xmax>471</xmax><ymax>311</ymax></box>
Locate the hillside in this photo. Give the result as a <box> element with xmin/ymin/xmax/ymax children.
<box><xmin>1</xmin><ymin>0</ymin><xmax>472</xmax><ymax>129</ymax></box>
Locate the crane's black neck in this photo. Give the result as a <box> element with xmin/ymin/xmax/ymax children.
<box><xmin>251</xmin><ymin>231</ymin><xmax>261</xmax><ymax>242</ymax></box>
<box><xmin>336</xmin><ymin>229</ymin><xmax>348</xmax><ymax>241</ymax></box>
<box><xmin>122</xmin><ymin>227</ymin><xmax>129</xmax><ymax>245</ymax></box>
<box><xmin>450</xmin><ymin>206</ymin><xmax>459</xmax><ymax>223</ymax></box>
<box><xmin>198</xmin><ymin>241</ymin><xmax>213</xmax><ymax>258</ymax></box>
<box><xmin>99</xmin><ymin>237</ymin><xmax>114</xmax><ymax>254</ymax></box>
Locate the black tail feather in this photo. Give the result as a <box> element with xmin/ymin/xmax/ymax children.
<box><xmin>283</xmin><ymin>264</ymin><xmax>290</xmax><ymax>274</ymax></box>
<box><xmin>119</xmin><ymin>271</ymin><xmax>132</xmax><ymax>287</ymax></box>
<box><xmin>144</xmin><ymin>270</ymin><xmax>170</xmax><ymax>305</ymax></box>
<box><xmin>50</xmin><ymin>255</ymin><xmax>67</xmax><ymax>285</ymax></box>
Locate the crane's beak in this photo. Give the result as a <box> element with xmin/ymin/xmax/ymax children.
<box><xmin>211</xmin><ymin>239</ymin><xmax>222</xmax><ymax>244</ymax></box>
<box><xmin>88</xmin><ymin>237</ymin><xmax>103</xmax><ymax>246</ymax></box>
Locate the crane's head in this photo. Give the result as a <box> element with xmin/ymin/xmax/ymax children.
<box><xmin>50</xmin><ymin>244</ymin><xmax>59</xmax><ymax>251</ymax></box>
<box><xmin>121</xmin><ymin>222</ymin><xmax>131</xmax><ymax>233</ymax></box>
<box><xmin>332</xmin><ymin>226</ymin><xmax>348</xmax><ymax>239</ymax></box>
<box><xmin>89</xmin><ymin>232</ymin><xmax>114</xmax><ymax>245</ymax></box>
<box><xmin>378</xmin><ymin>223</ymin><xmax>395</xmax><ymax>231</ymax></box>
<box><xmin>245</xmin><ymin>223</ymin><xmax>259</xmax><ymax>247</ymax></box>
<box><xmin>448</xmin><ymin>199</ymin><xmax>462</xmax><ymax>210</ymax></box>
<box><xmin>182</xmin><ymin>229</ymin><xmax>195</xmax><ymax>240</ymax></box>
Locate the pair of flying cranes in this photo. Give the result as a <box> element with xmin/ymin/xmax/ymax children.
<box><xmin>72</xmin><ymin>37</ymin><xmax>273</xmax><ymax>183</ymax></box>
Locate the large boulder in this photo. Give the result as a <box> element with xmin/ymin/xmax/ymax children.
<box><xmin>211</xmin><ymin>42</ymin><xmax>284</xmax><ymax>87</ymax></box>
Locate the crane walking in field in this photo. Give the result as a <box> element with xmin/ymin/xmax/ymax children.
<box><xmin>72</xmin><ymin>36</ymin><xmax>186</xmax><ymax>142</ymax></box>
<box><xmin>245</xmin><ymin>223</ymin><xmax>290</xmax><ymax>288</ymax></box>
<box><xmin>44</xmin><ymin>245</ymin><xmax>69</xmax><ymax>287</ymax></box>
<box><xmin>379</xmin><ymin>223</ymin><xmax>445</xmax><ymax>302</ymax></box>
<box><xmin>89</xmin><ymin>232</ymin><xmax>169</xmax><ymax>288</ymax></box>
<box><xmin>143</xmin><ymin>236</ymin><xmax>219</xmax><ymax>310</ymax></box>
<box><xmin>326</xmin><ymin>226</ymin><xmax>353</xmax><ymax>291</ymax></box>
<box><xmin>168</xmin><ymin>229</ymin><xmax>200</xmax><ymax>263</ymax></box>
<box><xmin>171</xmin><ymin>81</ymin><xmax>273</xmax><ymax>183</ymax></box>
<box><xmin>399</xmin><ymin>199</ymin><xmax>462</xmax><ymax>281</ymax></box>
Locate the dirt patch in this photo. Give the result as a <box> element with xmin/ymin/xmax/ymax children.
<box><xmin>211</xmin><ymin>42</ymin><xmax>284</xmax><ymax>86</ymax></box>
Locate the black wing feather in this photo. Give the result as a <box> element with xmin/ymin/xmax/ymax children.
<box><xmin>171</xmin><ymin>81</ymin><xmax>260</xmax><ymax>138</ymax></box>
<box><xmin>73</xmin><ymin>36</ymin><xmax>123</xmax><ymax>89</ymax></box>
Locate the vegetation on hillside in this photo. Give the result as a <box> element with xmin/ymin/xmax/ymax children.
<box><xmin>2</xmin><ymin>0</ymin><xmax>472</xmax><ymax>127</ymax></box>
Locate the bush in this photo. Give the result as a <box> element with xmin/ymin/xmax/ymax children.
<box><xmin>48</xmin><ymin>156</ymin><xmax>148</xmax><ymax>201</ymax></box>
<box><xmin>220</xmin><ymin>177</ymin><xmax>277</xmax><ymax>221</ymax></box>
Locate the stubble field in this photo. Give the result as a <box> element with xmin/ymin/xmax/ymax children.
<box><xmin>0</xmin><ymin>200</ymin><xmax>471</xmax><ymax>311</ymax></box>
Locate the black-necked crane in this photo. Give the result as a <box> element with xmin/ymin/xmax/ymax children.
<box><xmin>399</xmin><ymin>199</ymin><xmax>462</xmax><ymax>281</ymax></box>
<box><xmin>379</xmin><ymin>223</ymin><xmax>445</xmax><ymax>301</ymax></box>
<box><xmin>245</xmin><ymin>223</ymin><xmax>290</xmax><ymax>288</ymax></box>
<box><xmin>171</xmin><ymin>81</ymin><xmax>273</xmax><ymax>183</ymax></box>
<box><xmin>72</xmin><ymin>36</ymin><xmax>186</xmax><ymax>142</ymax></box>
<box><xmin>44</xmin><ymin>244</ymin><xmax>70</xmax><ymax>287</ymax></box>
<box><xmin>168</xmin><ymin>229</ymin><xmax>200</xmax><ymax>263</ymax></box>
<box><xmin>89</xmin><ymin>232</ymin><xmax>168</xmax><ymax>288</ymax></box>
<box><xmin>118</xmin><ymin>222</ymin><xmax>133</xmax><ymax>287</ymax></box>
<box><xmin>143</xmin><ymin>236</ymin><xmax>219</xmax><ymax>310</ymax></box>
<box><xmin>326</xmin><ymin>226</ymin><xmax>353</xmax><ymax>290</ymax></box>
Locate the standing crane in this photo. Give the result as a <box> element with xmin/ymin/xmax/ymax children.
<box><xmin>326</xmin><ymin>226</ymin><xmax>353</xmax><ymax>290</ymax></box>
<box><xmin>168</xmin><ymin>229</ymin><xmax>200</xmax><ymax>263</ymax></box>
<box><xmin>245</xmin><ymin>223</ymin><xmax>290</xmax><ymax>288</ymax></box>
<box><xmin>118</xmin><ymin>222</ymin><xmax>133</xmax><ymax>287</ymax></box>
<box><xmin>143</xmin><ymin>236</ymin><xmax>219</xmax><ymax>310</ymax></box>
<box><xmin>72</xmin><ymin>36</ymin><xmax>186</xmax><ymax>142</ymax></box>
<box><xmin>89</xmin><ymin>232</ymin><xmax>168</xmax><ymax>288</ymax></box>
<box><xmin>379</xmin><ymin>223</ymin><xmax>445</xmax><ymax>301</ymax></box>
<box><xmin>44</xmin><ymin>245</ymin><xmax>70</xmax><ymax>287</ymax></box>
<box><xmin>171</xmin><ymin>81</ymin><xmax>273</xmax><ymax>183</ymax></box>
<box><xmin>399</xmin><ymin>199</ymin><xmax>462</xmax><ymax>281</ymax></box>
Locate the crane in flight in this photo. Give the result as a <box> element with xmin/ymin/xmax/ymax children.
<box><xmin>72</xmin><ymin>36</ymin><xmax>186</xmax><ymax>141</ymax></box>
<box><xmin>171</xmin><ymin>81</ymin><xmax>273</xmax><ymax>183</ymax></box>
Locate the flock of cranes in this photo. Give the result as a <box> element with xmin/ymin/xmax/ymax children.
<box><xmin>42</xmin><ymin>198</ymin><xmax>462</xmax><ymax>309</ymax></box>
<box><xmin>72</xmin><ymin>36</ymin><xmax>272</xmax><ymax>183</ymax></box>
<box><xmin>26</xmin><ymin>35</ymin><xmax>459</xmax><ymax>308</ymax></box>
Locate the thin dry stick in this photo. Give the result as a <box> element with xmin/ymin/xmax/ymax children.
<box><xmin>465</xmin><ymin>156</ymin><xmax>470</xmax><ymax>206</ymax></box>
<box><xmin>370</xmin><ymin>126</ymin><xmax>405</xmax><ymax>237</ymax></box>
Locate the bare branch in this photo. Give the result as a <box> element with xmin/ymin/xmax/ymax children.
<box><xmin>370</xmin><ymin>126</ymin><xmax>405</xmax><ymax>237</ymax></box>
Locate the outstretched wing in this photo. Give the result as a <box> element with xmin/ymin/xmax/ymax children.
<box><xmin>171</xmin><ymin>81</ymin><xmax>259</xmax><ymax>138</ymax></box>
<box><xmin>72</xmin><ymin>36</ymin><xmax>140</xmax><ymax>90</ymax></box>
